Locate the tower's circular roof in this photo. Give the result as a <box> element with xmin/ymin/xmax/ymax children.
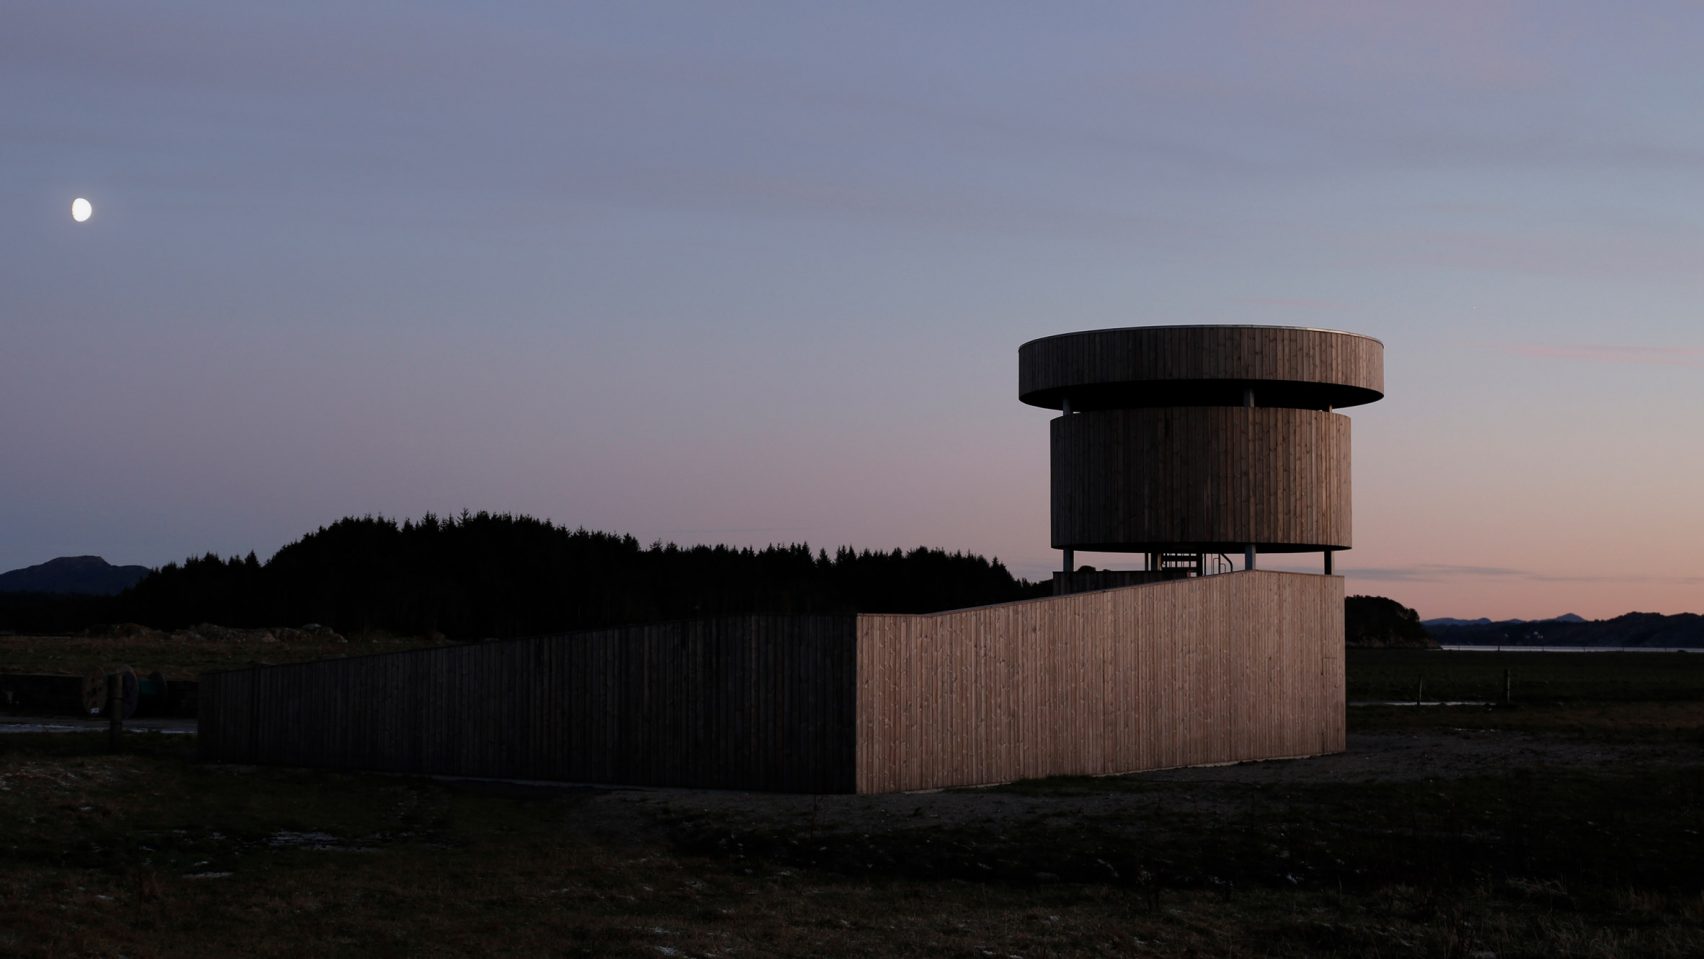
<box><xmin>1018</xmin><ymin>325</ymin><xmax>1384</xmax><ymax>410</ymax></box>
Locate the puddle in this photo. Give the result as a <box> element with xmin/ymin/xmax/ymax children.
<box><xmin>1348</xmin><ymin>701</ymin><xmax>1496</xmax><ymax>707</ymax></box>
<box><xmin>0</xmin><ymin>720</ymin><xmax>194</xmax><ymax>735</ymax></box>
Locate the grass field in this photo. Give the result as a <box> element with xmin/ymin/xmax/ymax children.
<box><xmin>2</xmin><ymin>648</ymin><xmax>1702</xmax><ymax>957</ymax></box>
<box><xmin>1346</xmin><ymin>648</ymin><xmax>1704</xmax><ymax>704</ymax></box>
<box><xmin>0</xmin><ymin>629</ymin><xmax>452</xmax><ymax>681</ymax></box>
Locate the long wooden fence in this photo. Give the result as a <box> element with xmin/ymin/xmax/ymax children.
<box><xmin>199</xmin><ymin>572</ymin><xmax>1342</xmax><ymax>792</ymax></box>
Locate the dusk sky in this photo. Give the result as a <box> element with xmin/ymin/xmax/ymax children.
<box><xmin>5</xmin><ymin>3</ymin><xmax>1703</xmax><ymax>620</ymax></box>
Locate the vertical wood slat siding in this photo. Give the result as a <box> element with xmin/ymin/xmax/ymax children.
<box><xmin>853</xmin><ymin>570</ymin><xmax>1342</xmax><ymax>794</ymax></box>
<box><xmin>1051</xmin><ymin>408</ymin><xmax>1352</xmax><ymax>551</ymax></box>
<box><xmin>200</xmin><ymin>574</ymin><xmax>1343</xmax><ymax>794</ymax></box>
<box><xmin>197</xmin><ymin>615</ymin><xmax>858</xmax><ymax>793</ymax></box>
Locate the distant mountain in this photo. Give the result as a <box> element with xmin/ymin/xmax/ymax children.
<box><xmin>1422</xmin><ymin>613</ymin><xmax>1588</xmax><ymax>628</ymax></box>
<box><xmin>1427</xmin><ymin>611</ymin><xmax>1704</xmax><ymax>648</ymax></box>
<box><xmin>0</xmin><ymin>556</ymin><xmax>151</xmax><ymax>596</ymax></box>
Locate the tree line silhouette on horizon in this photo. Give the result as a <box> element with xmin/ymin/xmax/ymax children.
<box><xmin>1</xmin><ymin>512</ymin><xmax>1046</xmax><ymax>639</ymax></box>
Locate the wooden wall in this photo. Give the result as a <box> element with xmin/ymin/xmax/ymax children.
<box><xmin>853</xmin><ymin>571</ymin><xmax>1343</xmax><ymax>793</ymax></box>
<box><xmin>199</xmin><ymin>615</ymin><xmax>858</xmax><ymax>792</ymax></box>
<box><xmin>1051</xmin><ymin>407</ymin><xmax>1351</xmax><ymax>552</ymax></box>
<box><xmin>200</xmin><ymin>576</ymin><xmax>1345</xmax><ymax>794</ymax></box>
<box><xmin>1019</xmin><ymin>325</ymin><xmax>1385</xmax><ymax>410</ymax></box>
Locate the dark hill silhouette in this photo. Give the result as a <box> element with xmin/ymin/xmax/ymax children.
<box><xmin>0</xmin><ymin>556</ymin><xmax>150</xmax><ymax>596</ymax></box>
<box><xmin>76</xmin><ymin>512</ymin><xmax>1048</xmax><ymax>640</ymax></box>
<box><xmin>1346</xmin><ymin>595</ymin><xmax>1435</xmax><ymax>648</ymax></box>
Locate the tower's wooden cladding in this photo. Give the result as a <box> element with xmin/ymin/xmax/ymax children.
<box><xmin>1018</xmin><ymin>325</ymin><xmax>1383</xmax><ymax>554</ymax></box>
<box><xmin>1051</xmin><ymin>407</ymin><xmax>1352</xmax><ymax>552</ymax></box>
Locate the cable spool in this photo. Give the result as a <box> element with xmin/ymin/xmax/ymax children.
<box><xmin>93</xmin><ymin>667</ymin><xmax>141</xmax><ymax>719</ymax></box>
<box><xmin>84</xmin><ymin>668</ymin><xmax>157</xmax><ymax>718</ymax></box>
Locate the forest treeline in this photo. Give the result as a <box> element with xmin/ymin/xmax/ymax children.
<box><xmin>1344</xmin><ymin>594</ymin><xmax>1435</xmax><ymax>648</ymax></box>
<box><xmin>1</xmin><ymin>512</ymin><xmax>1045</xmax><ymax>639</ymax></box>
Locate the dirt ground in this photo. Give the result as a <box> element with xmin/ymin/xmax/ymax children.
<box><xmin>3</xmin><ymin>652</ymin><xmax>1702</xmax><ymax>957</ymax></box>
<box><xmin>491</xmin><ymin>723</ymin><xmax>1701</xmax><ymax>848</ymax></box>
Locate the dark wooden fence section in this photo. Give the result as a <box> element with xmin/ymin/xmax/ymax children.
<box><xmin>855</xmin><ymin>571</ymin><xmax>1343</xmax><ymax>793</ymax></box>
<box><xmin>199</xmin><ymin>615</ymin><xmax>857</xmax><ymax>792</ymax></box>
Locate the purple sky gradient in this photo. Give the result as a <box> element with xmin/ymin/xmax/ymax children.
<box><xmin>5</xmin><ymin>2</ymin><xmax>1703</xmax><ymax>620</ymax></box>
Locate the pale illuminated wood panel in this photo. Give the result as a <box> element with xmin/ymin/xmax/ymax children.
<box><xmin>853</xmin><ymin>570</ymin><xmax>1344</xmax><ymax>793</ymax></box>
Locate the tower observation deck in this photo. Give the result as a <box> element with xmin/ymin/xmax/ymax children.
<box><xmin>1019</xmin><ymin>325</ymin><xmax>1384</xmax><ymax>581</ymax></box>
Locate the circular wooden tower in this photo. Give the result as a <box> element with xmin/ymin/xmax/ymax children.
<box><xmin>1019</xmin><ymin>325</ymin><xmax>1384</xmax><ymax>581</ymax></box>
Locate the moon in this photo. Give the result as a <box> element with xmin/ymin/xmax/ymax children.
<box><xmin>71</xmin><ymin>197</ymin><xmax>92</xmax><ymax>222</ymax></box>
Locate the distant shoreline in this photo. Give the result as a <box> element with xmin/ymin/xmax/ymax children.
<box><xmin>1438</xmin><ymin>645</ymin><xmax>1698</xmax><ymax>653</ymax></box>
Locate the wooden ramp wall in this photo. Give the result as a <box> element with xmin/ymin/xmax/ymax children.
<box><xmin>198</xmin><ymin>615</ymin><xmax>858</xmax><ymax>792</ymax></box>
<box><xmin>199</xmin><ymin>575</ymin><xmax>1343</xmax><ymax>794</ymax></box>
<box><xmin>854</xmin><ymin>571</ymin><xmax>1343</xmax><ymax>793</ymax></box>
